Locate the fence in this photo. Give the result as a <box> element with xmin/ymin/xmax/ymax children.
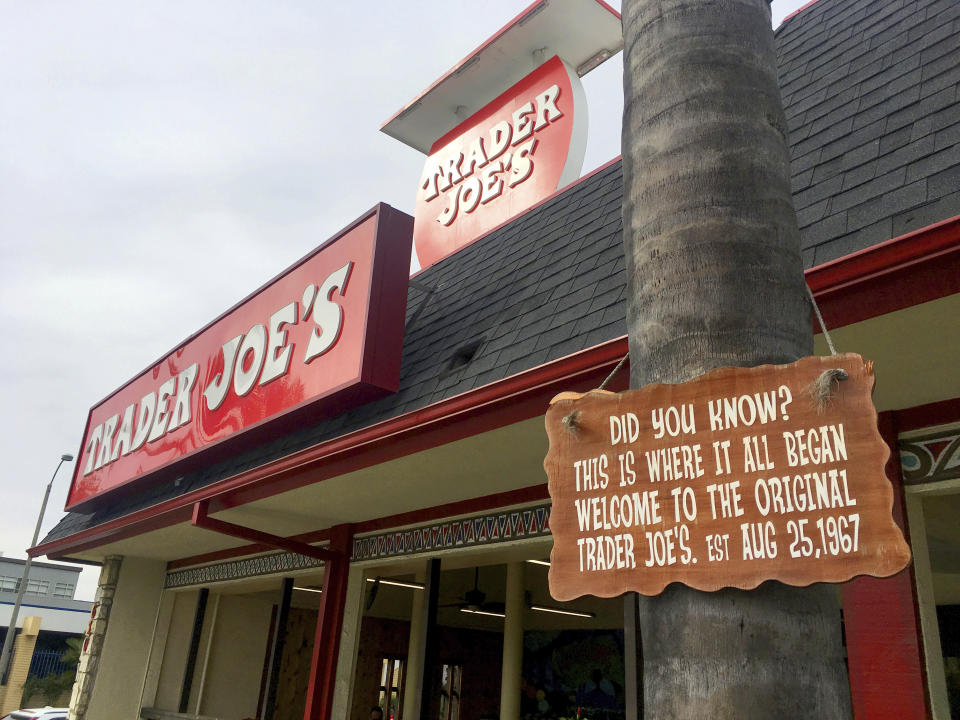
<box><xmin>28</xmin><ymin>649</ymin><xmax>70</xmax><ymax>679</ymax></box>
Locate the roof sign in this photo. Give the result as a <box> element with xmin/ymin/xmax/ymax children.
<box><xmin>67</xmin><ymin>204</ymin><xmax>413</xmax><ymax>511</ymax></box>
<box><xmin>413</xmin><ymin>55</ymin><xmax>587</xmax><ymax>270</ymax></box>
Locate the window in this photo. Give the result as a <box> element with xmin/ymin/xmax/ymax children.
<box><xmin>25</xmin><ymin>579</ymin><xmax>49</xmax><ymax>595</ymax></box>
<box><xmin>378</xmin><ymin>655</ymin><xmax>405</xmax><ymax>720</ymax></box>
<box><xmin>53</xmin><ymin>583</ymin><xmax>75</xmax><ymax>598</ymax></box>
<box><xmin>438</xmin><ymin>664</ymin><xmax>462</xmax><ymax>720</ymax></box>
<box><xmin>0</xmin><ymin>577</ymin><xmax>18</xmax><ymax>592</ymax></box>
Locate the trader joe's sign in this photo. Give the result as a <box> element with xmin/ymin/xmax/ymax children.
<box><xmin>545</xmin><ymin>354</ymin><xmax>911</xmax><ymax>600</ymax></box>
<box><xmin>413</xmin><ymin>55</ymin><xmax>586</xmax><ymax>270</ymax></box>
<box><xmin>68</xmin><ymin>204</ymin><xmax>413</xmax><ymax>511</ymax></box>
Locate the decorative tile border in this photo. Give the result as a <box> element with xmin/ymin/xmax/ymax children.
<box><xmin>165</xmin><ymin>503</ymin><xmax>553</xmax><ymax>588</ymax></box>
<box><xmin>900</xmin><ymin>429</ymin><xmax>960</xmax><ymax>485</ymax></box>
<box><xmin>351</xmin><ymin>503</ymin><xmax>551</xmax><ymax>562</ymax></box>
<box><xmin>166</xmin><ymin>549</ymin><xmax>324</xmax><ymax>589</ymax></box>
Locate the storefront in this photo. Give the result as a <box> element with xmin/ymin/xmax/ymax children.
<box><xmin>31</xmin><ymin>0</ymin><xmax>960</xmax><ymax>718</ymax></box>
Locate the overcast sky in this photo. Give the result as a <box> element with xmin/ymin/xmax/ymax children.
<box><xmin>0</xmin><ymin>0</ymin><xmax>808</xmax><ymax>601</ymax></box>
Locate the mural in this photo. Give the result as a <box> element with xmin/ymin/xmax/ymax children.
<box><xmin>521</xmin><ymin>630</ymin><xmax>625</xmax><ymax>720</ymax></box>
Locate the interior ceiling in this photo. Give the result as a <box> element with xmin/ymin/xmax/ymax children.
<box><xmin>363</xmin><ymin>560</ymin><xmax>623</xmax><ymax>632</ymax></box>
<box><xmin>65</xmin><ymin>292</ymin><xmax>958</xmax><ymax>565</ymax></box>
<box><xmin>923</xmin><ymin>492</ymin><xmax>960</xmax><ymax>584</ymax></box>
<box><xmin>215</xmin><ymin>415</ymin><xmax>547</xmax><ymax>538</ymax></box>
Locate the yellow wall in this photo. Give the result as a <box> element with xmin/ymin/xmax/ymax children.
<box><xmin>86</xmin><ymin>556</ymin><xmax>166</xmax><ymax>720</ymax></box>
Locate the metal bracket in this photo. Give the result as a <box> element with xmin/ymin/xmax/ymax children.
<box><xmin>191</xmin><ymin>501</ymin><xmax>340</xmax><ymax>562</ymax></box>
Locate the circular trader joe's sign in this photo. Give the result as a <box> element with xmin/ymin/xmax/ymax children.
<box><xmin>413</xmin><ymin>55</ymin><xmax>587</xmax><ymax>270</ymax></box>
<box><xmin>544</xmin><ymin>353</ymin><xmax>911</xmax><ymax>600</ymax></box>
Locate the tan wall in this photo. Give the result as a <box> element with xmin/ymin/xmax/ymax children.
<box><xmin>196</xmin><ymin>593</ymin><xmax>273</xmax><ymax>719</ymax></box>
<box><xmin>152</xmin><ymin>589</ymin><xmax>201</xmax><ymax>711</ymax></box>
<box><xmin>86</xmin><ymin>557</ymin><xmax>166</xmax><ymax>720</ymax></box>
<box><xmin>0</xmin><ymin>616</ymin><xmax>42</xmax><ymax>714</ymax></box>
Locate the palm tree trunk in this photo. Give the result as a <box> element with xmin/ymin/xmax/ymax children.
<box><xmin>621</xmin><ymin>0</ymin><xmax>852</xmax><ymax>717</ymax></box>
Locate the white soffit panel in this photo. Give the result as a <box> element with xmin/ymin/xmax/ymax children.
<box><xmin>380</xmin><ymin>0</ymin><xmax>623</xmax><ymax>154</ymax></box>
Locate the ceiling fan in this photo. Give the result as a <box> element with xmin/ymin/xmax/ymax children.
<box><xmin>440</xmin><ymin>567</ymin><xmax>505</xmax><ymax>616</ymax></box>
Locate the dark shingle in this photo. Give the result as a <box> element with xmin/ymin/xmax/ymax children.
<box><xmin>780</xmin><ymin>0</ymin><xmax>960</xmax><ymax>255</ymax></box>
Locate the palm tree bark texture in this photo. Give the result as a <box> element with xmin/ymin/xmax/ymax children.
<box><xmin>620</xmin><ymin>0</ymin><xmax>853</xmax><ymax>718</ymax></box>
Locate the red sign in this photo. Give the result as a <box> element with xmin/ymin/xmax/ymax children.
<box><xmin>68</xmin><ymin>204</ymin><xmax>413</xmax><ymax>511</ymax></box>
<box><xmin>413</xmin><ymin>55</ymin><xmax>586</xmax><ymax>270</ymax></box>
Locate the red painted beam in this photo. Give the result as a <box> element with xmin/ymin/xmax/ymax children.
<box><xmin>190</xmin><ymin>501</ymin><xmax>340</xmax><ymax>562</ymax></box>
<box><xmin>840</xmin><ymin>412</ymin><xmax>928</xmax><ymax>719</ymax></box>
<box><xmin>891</xmin><ymin>396</ymin><xmax>960</xmax><ymax>433</ymax></box>
<box><xmin>303</xmin><ymin>524</ymin><xmax>352</xmax><ymax>720</ymax></box>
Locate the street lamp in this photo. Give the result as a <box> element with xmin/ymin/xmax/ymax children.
<box><xmin>0</xmin><ymin>453</ymin><xmax>74</xmax><ymax>682</ymax></box>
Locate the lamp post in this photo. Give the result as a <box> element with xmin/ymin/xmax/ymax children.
<box><xmin>0</xmin><ymin>453</ymin><xmax>74</xmax><ymax>683</ymax></box>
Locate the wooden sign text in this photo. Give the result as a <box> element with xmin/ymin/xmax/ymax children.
<box><xmin>545</xmin><ymin>354</ymin><xmax>911</xmax><ymax>599</ymax></box>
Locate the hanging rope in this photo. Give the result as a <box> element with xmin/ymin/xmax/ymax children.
<box><xmin>561</xmin><ymin>350</ymin><xmax>628</xmax><ymax>433</ymax></box>
<box><xmin>805</xmin><ymin>282</ymin><xmax>847</xmax><ymax>412</ymax></box>
<box><xmin>805</xmin><ymin>282</ymin><xmax>839</xmax><ymax>356</ymax></box>
<box><xmin>599</xmin><ymin>351</ymin><xmax>629</xmax><ymax>390</ymax></box>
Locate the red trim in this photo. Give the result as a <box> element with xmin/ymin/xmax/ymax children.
<box><xmin>890</xmin><ymin>396</ymin><xmax>960</xmax><ymax>433</ymax></box>
<box><xmin>33</xmin><ymin>337</ymin><xmax>628</xmax><ymax>560</ymax></box>
<box><xmin>410</xmin><ymin>154</ymin><xmax>623</xmax><ymax>279</ymax></box>
<box><xmin>805</xmin><ymin>215</ymin><xmax>960</xmax><ymax>330</ymax></box>
<box><xmin>303</xmin><ymin>525</ymin><xmax>352</xmax><ymax>720</ymax></box>
<box><xmin>778</xmin><ymin>0</ymin><xmax>821</xmax><ymax>27</ymax></box>
<box><xmin>840</xmin><ymin>412</ymin><xmax>928</xmax><ymax>719</ymax></box>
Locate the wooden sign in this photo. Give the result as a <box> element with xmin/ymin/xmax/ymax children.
<box><xmin>545</xmin><ymin>353</ymin><xmax>911</xmax><ymax>600</ymax></box>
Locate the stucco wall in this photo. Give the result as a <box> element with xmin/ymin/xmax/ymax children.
<box><xmin>152</xmin><ymin>589</ymin><xmax>201</xmax><ymax>711</ymax></box>
<box><xmin>196</xmin><ymin>593</ymin><xmax>273</xmax><ymax>719</ymax></box>
<box><xmin>86</xmin><ymin>556</ymin><xmax>166</xmax><ymax>720</ymax></box>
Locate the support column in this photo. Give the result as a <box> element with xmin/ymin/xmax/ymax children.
<box><xmin>904</xmin><ymin>492</ymin><xmax>950</xmax><ymax>719</ymax></box>
<box><xmin>841</xmin><ymin>413</ymin><xmax>933</xmax><ymax>719</ymax></box>
<box><xmin>0</xmin><ymin>616</ymin><xmax>41</xmax><ymax>714</ymax></box>
<box><xmin>500</xmin><ymin>562</ymin><xmax>524</xmax><ymax>720</ymax></box>
<box><xmin>81</xmin><ymin>556</ymin><xmax>167</xmax><ymax>720</ymax></box>
<box><xmin>330</xmin><ymin>564</ymin><xmax>367</xmax><ymax>720</ymax></box>
<box><xmin>179</xmin><ymin>588</ymin><xmax>209</xmax><ymax>713</ymax></box>
<box><xmin>402</xmin><ymin>567</ymin><xmax>427</xmax><ymax>720</ymax></box>
<box><xmin>417</xmin><ymin>558</ymin><xmax>441</xmax><ymax>720</ymax></box>
<box><xmin>69</xmin><ymin>555</ymin><xmax>122</xmax><ymax>720</ymax></box>
<box><xmin>138</xmin><ymin>588</ymin><xmax>175</xmax><ymax>710</ymax></box>
<box><xmin>623</xmin><ymin>593</ymin><xmax>642</xmax><ymax>719</ymax></box>
<box><xmin>262</xmin><ymin>578</ymin><xmax>294</xmax><ymax>720</ymax></box>
<box><xmin>304</xmin><ymin>525</ymin><xmax>353</xmax><ymax>720</ymax></box>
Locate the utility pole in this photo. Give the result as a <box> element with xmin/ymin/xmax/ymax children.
<box><xmin>0</xmin><ymin>453</ymin><xmax>73</xmax><ymax>682</ymax></box>
<box><xmin>620</xmin><ymin>0</ymin><xmax>852</xmax><ymax>716</ymax></box>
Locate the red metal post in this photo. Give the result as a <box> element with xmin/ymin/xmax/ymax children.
<box><xmin>841</xmin><ymin>412</ymin><xmax>928</xmax><ymax>719</ymax></box>
<box><xmin>303</xmin><ymin>524</ymin><xmax>353</xmax><ymax>720</ymax></box>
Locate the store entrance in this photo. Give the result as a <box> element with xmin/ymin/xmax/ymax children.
<box><xmin>906</xmin><ymin>487</ymin><xmax>960</xmax><ymax>718</ymax></box>
<box><xmin>351</xmin><ymin>550</ymin><xmax>626</xmax><ymax>720</ymax></box>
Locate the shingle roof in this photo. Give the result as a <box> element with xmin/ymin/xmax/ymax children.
<box><xmin>777</xmin><ymin>0</ymin><xmax>960</xmax><ymax>266</ymax></box>
<box><xmin>42</xmin><ymin>0</ymin><xmax>960</xmax><ymax>547</ymax></box>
